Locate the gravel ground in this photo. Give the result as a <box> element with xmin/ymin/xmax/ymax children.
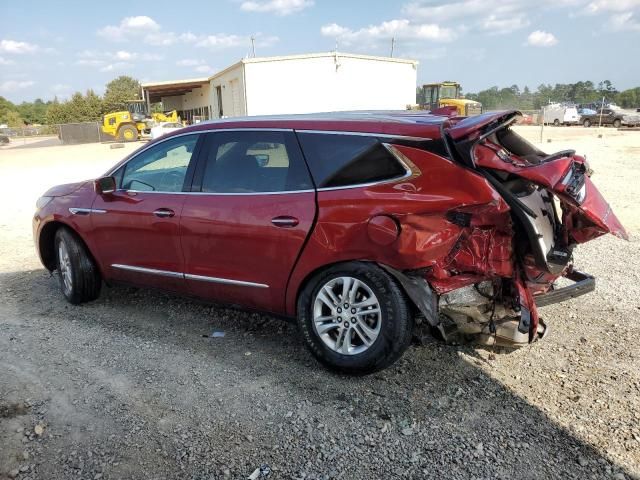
<box><xmin>1</xmin><ymin>128</ymin><xmax>639</xmax><ymax>480</ymax></box>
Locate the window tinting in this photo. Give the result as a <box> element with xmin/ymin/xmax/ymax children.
<box><xmin>121</xmin><ymin>134</ymin><xmax>198</xmax><ymax>192</ymax></box>
<box><xmin>296</xmin><ymin>133</ymin><xmax>408</xmax><ymax>188</ymax></box>
<box><xmin>200</xmin><ymin>131</ymin><xmax>312</xmax><ymax>193</ymax></box>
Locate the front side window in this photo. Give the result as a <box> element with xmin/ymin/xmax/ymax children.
<box><xmin>121</xmin><ymin>134</ymin><xmax>198</xmax><ymax>192</ymax></box>
<box><xmin>200</xmin><ymin>131</ymin><xmax>312</xmax><ymax>193</ymax></box>
<box><xmin>296</xmin><ymin>133</ymin><xmax>408</xmax><ymax>189</ymax></box>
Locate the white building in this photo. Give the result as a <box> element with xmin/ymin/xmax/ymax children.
<box><xmin>141</xmin><ymin>52</ymin><xmax>418</xmax><ymax>123</ymax></box>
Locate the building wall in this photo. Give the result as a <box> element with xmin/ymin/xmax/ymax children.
<box><xmin>243</xmin><ymin>55</ymin><xmax>417</xmax><ymax>116</ymax></box>
<box><xmin>209</xmin><ymin>64</ymin><xmax>246</xmax><ymax>118</ymax></box>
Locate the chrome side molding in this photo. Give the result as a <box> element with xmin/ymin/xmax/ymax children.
<box><xmin>184</xmin><ymin>273</ymin><xmax>269</xmax><ymax>289</ymax></box>
<box><xmin>69</xmin><ymin>208</ymin><xmax>107</xmax><ymax>215</ymax></box>
<box><xmin>110</xmin><ymin>264</ymin><xmax>269</xmax><ymax>288</ymax></box>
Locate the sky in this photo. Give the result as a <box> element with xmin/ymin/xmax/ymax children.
<box><xmin>1</xmin><ymin>0</ymin><xmax>639</xmax><ymax>103</ymax></box>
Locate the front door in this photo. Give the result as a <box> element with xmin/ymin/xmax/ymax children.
<box><xmin>180</xmin><ymin>129</ymin><xmax>316</xmax><ymax>313</ymax></box>
<box><xmin>90</xmin><ymin>133</ymin><xmax>202</xmax><ymax>291</ymax></box>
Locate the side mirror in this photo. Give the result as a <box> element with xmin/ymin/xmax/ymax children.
<box><xmin>94</xmin><ymin>176</ymin><xmax>116</xmax><ymax>195</ymax></box>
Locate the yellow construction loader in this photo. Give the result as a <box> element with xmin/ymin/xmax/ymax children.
<box><xmin>101</xmin><ymin>101</ymin><xmax>180</xmax><ymax>142</ymax></box>
<box><xmin>418</xmin><ymin>82</ymin><xmax>482</xmax><ymax>116</ymax></box>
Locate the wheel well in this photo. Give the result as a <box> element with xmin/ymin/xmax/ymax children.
<box><xmin>38</xmin><ymin>222</ymin><xmax>101</xmax><ymax>276</ymax></box>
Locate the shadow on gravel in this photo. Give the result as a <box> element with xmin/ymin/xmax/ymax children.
<box><xmin>2</xmin><ymin>268</ymin><xmax>636</xmax><ymax>479</ymax></box>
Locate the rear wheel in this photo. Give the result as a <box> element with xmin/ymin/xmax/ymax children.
<box><xmin>553</xmin><ymin>119</ymin><xmax>560</xmax><ymax>126</ymax></box>
<box><xmin>583</xmin><ymin>118</ymin><xmax>591</xmax><ymax>128</ymax></box>
<box><xmin>118</xmin><ymin>124</ymin><xmax>138</xmax><ymax>142</ymax></box>
<box><xmin>54</xmin><ymin>228</ymin><xmax>101</xmax><ymax>304</ymax></box>
<box><xmin>613</xmin><ymin>119</ymin><xmax>622</xmax><ymax>128</ymax></box>
<box><xmin>297</xmin><ymin>262</ymin><xmax>413</xmax><ymax>374</ymax></box>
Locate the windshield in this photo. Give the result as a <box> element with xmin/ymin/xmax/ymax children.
<box><xmin>440</xmin><ymin>85</ymin><xmax>459</xmax><ymax>99</ymax></box>
<box><xmin>126</xmin><ymin>101</ymin><xmax>148</xmax><ymax>116</ymax></box>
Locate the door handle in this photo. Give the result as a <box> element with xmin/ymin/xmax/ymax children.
<box><xmin>153</xmin><ymin>208</ymin><xmax>175</xmax><ymax>218</ymax></box>
<box><xmin>271</xmin><ymin>216</ymin><xmax>299</xmax><ymax>228</ymax></box>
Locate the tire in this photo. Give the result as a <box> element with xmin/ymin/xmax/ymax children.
<box><xmin>297</xmin><ymin>262</ymin><xmax>413</xmax><ymax>375</ymax></box>
<box><xmin>613</xmin><ymin>119</ymin><xmax>622</xmax><ymax>128</ymax></box>
<box><xmin>117</xmin><ymin>124</ymin><xmax>138</xmax><ymax>142</ymax></box>
<box><xmin>583</xmin><ymin>119</ymin><xmax>591</xmax><ymax>128</ymax></box>
<box><xmin>54</xmin><ymin>228</ymin><xmax>101</xmax><ymax>304</ymax></box>
<box><xmin>553</xmin><ymin>119</ymin><xmax>560</xmax><ymax>127</ymax></box>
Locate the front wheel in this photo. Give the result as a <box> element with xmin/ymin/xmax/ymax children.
<box><xmin>118</xmin><ymin>124</ymin><xmax>138</xmax><ymax>142</ymax></box>
<box><xmin>54</xmin><ymin>228</ymin><xmax>101</xmax><ymax>304</ymax></box>
<box><xmin>613</xmin><ymin>119</ymin><xmax>622</xmax><ymax>128</ymax></box>
<box><xmin>583</xmin><ymin>119</ymin><xmax>591</xmax><ymax>128</ymax></box>
<box><xmin>297</xmin><ymin>262</ymin><xmax>413</xmax><ymax>374</ymax></box>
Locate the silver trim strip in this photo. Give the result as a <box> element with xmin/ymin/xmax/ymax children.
<box><xmin>69</xmin><ymin>208</ymin><xmax>107</xmax><ymax>215</ymax></box>
<box><xmin>295</xmin><ymin>129</ymin><xmax>432</xmax><ymax>142</ymax></box>
<box><xmin>120</xmin><ymin>189</ymin><xmax>315</xmax><ymax>196</ymax></box>
<box><xmin>184</xmin><ymin>273</ymin><xmax>269</xmax><ymax>289</ymax></box>
<box><xmin>110</xmin><ymin>264</ymin><xmax>269</xmax><ymax>288</ymax></box>
<box><xmin>111</xmin><ymin>264</ymin><xmax>183</xmax><ymax>278</ymax></box>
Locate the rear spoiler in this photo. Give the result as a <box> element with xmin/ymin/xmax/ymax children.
<box><xmin>446</xmin><ymin>110</ymin><xmax>521</xmax><ymax>141</ymax></box>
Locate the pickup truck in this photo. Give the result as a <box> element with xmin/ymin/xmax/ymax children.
<box><xmin>581</xmin><ymin>108</ymin><xmax>640</xmax><ymax>128</ymax></box>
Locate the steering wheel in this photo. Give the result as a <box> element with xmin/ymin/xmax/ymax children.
<box><xmin>542</xmin><ymin>150</ymin><xmax>576</xmax><ymax>163</ymax></box>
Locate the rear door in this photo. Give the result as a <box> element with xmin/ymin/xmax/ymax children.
<box><xmin>180</xmin><ymin>129</ymin><xmax>316</xmax><ymax>313</ymax></box>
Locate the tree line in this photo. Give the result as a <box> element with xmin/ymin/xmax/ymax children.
<box><xmin>3</xmin><ymin>76</ymin><xmax>640</xmax><ymax>127</ymax></box>
<box><xmin>0</xmin><ymin>76</ymin><xmax>142</xmax><ymax>127</ymax></box>
<box><xmin>464</xmin><ymin>81</ymin><xmax>640</xmax><ymax>111</ymax></box>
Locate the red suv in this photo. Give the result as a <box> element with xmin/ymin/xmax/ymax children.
<box><xmin>33</xmin><ymin>111</ymin><xmax>627</xmax><ymax>374</ymax></box>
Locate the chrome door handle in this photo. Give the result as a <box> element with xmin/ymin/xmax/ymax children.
<box><xmin>153</xmin><ymin>208</ymin><xmax>175</xmax><ymax>218</ymax></box>
<box><xmin>271</xmin><ymin>216</ymin><xmax>299</xmax><ymax>227</ymax></box>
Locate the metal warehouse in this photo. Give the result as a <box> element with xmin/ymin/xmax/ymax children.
<box><xmin>141</xmin><ymin>52</ymin><xmax>418</xmax><ymax>123</ymax></box>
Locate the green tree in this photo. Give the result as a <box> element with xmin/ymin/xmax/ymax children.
<box><xmin>102</xmin><ymin>76</ymin><xmax>141</xmax><ymax>113</ymax></box>
<box><xmin>5</xmin><ymin>110</ymin><xmax>24</xmax><ymax>127</ymax></box>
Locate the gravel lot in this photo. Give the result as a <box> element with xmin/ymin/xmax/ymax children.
<box><xmin>1</xmin><ymin>127</ymin><xmax>639</xmax><ymax>480</ymax></box>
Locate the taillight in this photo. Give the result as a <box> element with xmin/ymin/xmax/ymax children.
<box><xmin>560</xmin><ymin>162</ymin><xmax>587</xmax><ymax>204</ymax></box>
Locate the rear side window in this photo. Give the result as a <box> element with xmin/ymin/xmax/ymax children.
<box><xmin>199</xmin><ymin>130</ymin><xmax>313</xmax><ymax>193</ymax></box>
<box><xmin>297</xmin><ymin>133</ymin><xmax>408</xmax><ymax>188</ymax></box>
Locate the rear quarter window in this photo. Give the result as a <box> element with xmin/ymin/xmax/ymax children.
<box><xmin>296</xmin><ymin>133</ymin><xmax>408</xmax><ymax>188</ymax></box>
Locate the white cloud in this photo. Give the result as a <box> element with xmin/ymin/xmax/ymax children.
<box><xmin>194</xmin><ymin>65</ymin><xmax>213</xmax><ymax>73</ymax></box>
<box><xmin>240</xmin><ymin>0</ymin><xmax>313</xmax><ymax>15</ymax></box>
<box><xmin>100</xmin><ymin>62</ymin><xmax>133</xmax><ymax>73</ymax></box>
<box><xmin>526</xmin><ymin>30</ymin><xmax>558</xmax><ymax>46</ymax></box>
<box><xmin>114</xmin><ymin>50</ymin><xmax>134</xmax><ymax>60</ymax></box>
<box><xmin>0</xmin><ymin>39</ymin><xmax>39</xmax><ymax>54</ymax></box>
<box><xmin>0</xmin><ymin>80</ymin><xmax>35</xmax><ymax>93</ymax></box>
<box><xmin>607</xmin><ymin>10</ymin><xmax>640</xmax><ymax>29</ymax></box>
<box><xmin>321</xmin><ymin>19</ymin><xmax>456</xmax><ymax>44</ymax></box>
<box><xmin>97</xmin><ymin>16</ymin><xmax>159</xmax><ymax>42</ymax></box>
<box><xmin>177</xmin><ymin>58</ymin><xmax>204</xmax><ymax>66</ymax></box>
<box><xmin>195</xmin><ymin>34</ymin><xmax>245</xmax><ymax>49</ymax></box>
<box><xmin>0</xmin><ymin>56</ymin><xmax>15</xmax><ymax>65</ymax></box>
<box><xmin>583</xmin><ymin>0</ymin><xmax>640</xmax><ymax>14</ymax></box>
<box><xmin>75</xmin><ymin>49</ymin><xmax>162</xmax><ymax>68</ymax></box>
<box><xmin>480</xmin><ymin>13</ymin><xmax>530</xmax><ymax>34</ymax></box>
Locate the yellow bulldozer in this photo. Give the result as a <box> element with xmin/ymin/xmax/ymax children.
<box><xmin>417</xmin><ymin>82</ymin><xmax>482</xmax><ymax>116</ymax></box>
<box><xmin>101</xmin><ymin>101</ymin><xmax>180</xmax><ymax>142</ymax></box>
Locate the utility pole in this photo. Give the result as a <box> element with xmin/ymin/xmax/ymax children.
<box><xmin>598</xmin><ymin>95</ymin><xmax>605</xmax><ymax>128</ymax></box>
<box><xmin>390</xmin><ymin>37</ymin><xmax>395</xmax><ymax>57</ymax></box>
<box><xmin>250</xmin><ymin>36</ymin><xmax>256</xmax><ymax>58</ymax></box>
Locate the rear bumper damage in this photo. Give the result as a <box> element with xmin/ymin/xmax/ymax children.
<box><xmin>534</xmin><ymin>270</ymin><xmax>595</xmax><ymax>308</ymax></box>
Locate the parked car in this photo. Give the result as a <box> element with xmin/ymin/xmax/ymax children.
<box><xmin>0</xmin><ymin>134</ymin><xmax>9</xmax><ymax>145</ymax></box>
<box><xmin>150</xmin><ymin>121</ymin><xmax>184</xmax><ymax>139</ymax></box>
<box><xmin>543</xmin><ymin>105</ymin><xmax>581</xmax><ymax>126</ymax></box>
<box><xmin>33</xmin><ymin>111</ymin><xmax>627</xmax><ymax>373</ymax></box>
<box><xmin>581</xmin><ymin>107</ymin><xmax>640</xmax><ymax>128</ymax></box>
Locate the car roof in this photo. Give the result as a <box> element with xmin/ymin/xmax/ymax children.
<box><xmin>183</xmin><ymin>111</ymin><xmax>450</xmax><ymax>140</ymax></box>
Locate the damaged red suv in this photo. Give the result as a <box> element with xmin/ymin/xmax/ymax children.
<box><xmin>33</xmin><ymin>111</ymin><xmax>627</xmax><ymax>373</ymax></box>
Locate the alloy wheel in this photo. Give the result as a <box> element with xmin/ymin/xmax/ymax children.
<box><xmin>58</xmin><ymin>242</ymin><xmax>73</xmax><ymax>294</ymax></box>
<box><xmin>312</xmin><ymin>276</ymin><xmax>382</xmax><ymax>355</ymax></box>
